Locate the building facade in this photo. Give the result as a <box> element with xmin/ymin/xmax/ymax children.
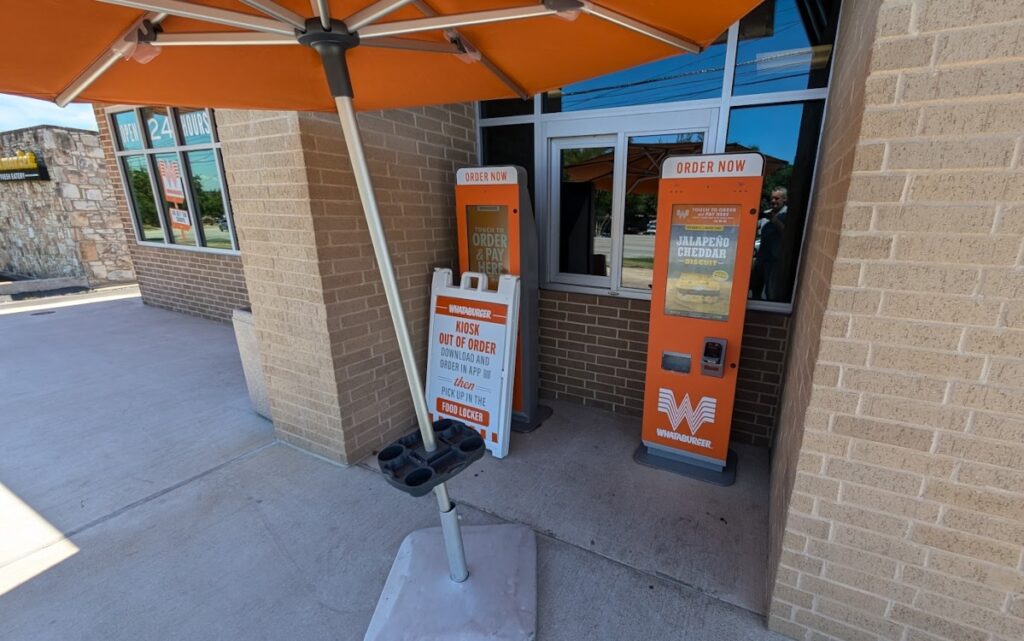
<box><xmin>0</xmin><ymin>125</ymin><xmax>133</xmax><ymax>287</ymax></box>
<box><xmin>89</xmin><ymin>1</ymin><xmax>1024</xmax><ymax>640</ymax></box>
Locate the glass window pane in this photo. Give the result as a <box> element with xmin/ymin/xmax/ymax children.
<box><xmin>186</xmin><ymin>150</ymin><xmax>232</xmax><ymax>249</ymax></box>
<box><xmin>122</xmin><ymin>155</ymin><xmax>163</xmax><ymax>242</ymax></box>
<box><xmin>481</xmin><ymin>124</ymin><xmax>535</xmax><ymax>208</ymax></box>
<box><xmin>543</xmin><ymin>41</ymin><xmax>727</xmax><ymax>113</ymax></box>
<box><xmin>558</xmin><ymin>146</ymin><xmax>614</xmax><ymax>277</ymax></box>
<box><xmin>480</xmin><ymin>99</ymin><xmax>534</xmax><ymax>119</ymax></box>
<box><xmin>153</xmin><ymin>152</ymin><xmax>196</xmax><ymax>246</ymax></box>
<box><xmin>621</xmin><ymin>132</ymin><xmax>705</xmax><ymax>291</ymax></box>
<box><xmin>142</xmin><ymin>107</ymin><xmax>176</xmax><ymax>148</ymax></box>
<box><xmin>727</xmin><ymin>100</ymin><xmax>825</xmax><ymax>303</ymax></box>
<box><xmin>177</xmin><ymin>108</ymin><xmax>213</xmax><ymax>145</ymax></box>
<box><xmin>733</xmin><ymin>0</ymin><xmax>841</xmax><ymax>96</ymax></box>
<box><xmin>113</xmin><ymin>111</ymin><xmax>144</xmax><ymax>151</ymax></box>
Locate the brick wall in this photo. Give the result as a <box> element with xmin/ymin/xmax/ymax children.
<box><xmin>217</xmin><ymin>105</ymin><xmax>474</xmax><ymax>464</ymax></box>
<box><xmin>768</xmin><ymin>2</ymin><xmax>1024</xmax><ymax>640</ymax></box>
<box><xmin>538</xmin><ymin>289</ymin><xmax>789</xmax><ymax>446</ymax></box>
<box><xmin>766</xmin><ymin>0</ymin><xmax>884</xmax><ymax>626</ymax></box>
<box><xmin>95</xmin><ymin>106</ymin><xmax>249</xmax><ymax>321</ymax></box>
<box><xmin>1</xmin><ymin>125</ymin><xmax>133</xmax><ymax>285</ymax></box>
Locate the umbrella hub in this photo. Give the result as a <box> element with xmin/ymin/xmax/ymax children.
<box><xmin>297</xmin><ymin>18</ymin><xmax>360</xmax><ymax>98</ymax></box>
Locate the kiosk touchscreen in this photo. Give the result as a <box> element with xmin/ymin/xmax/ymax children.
<box><xmin>455</xmin><ymin>166</ymin><xmax>550</xmax><ymax>432</ymax></box>
<box><xmin>638</xmin><ymin>153</ymin><xmax>765</xmax><ymax>485</ymax></box>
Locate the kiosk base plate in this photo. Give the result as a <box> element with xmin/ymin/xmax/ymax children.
<box><xmin>363</xmin><ymin>524</ymin><xmax>537</xmax><ymax>641</ymax></box>
<box><xmin>633</xmin><ymin>445</ymin><xmax>738</xmax><ymax>487</ymax></box>
<box><xmin>510</xmin><ymin>404</ymin><xmax>553</xmax><ymax>433</ymax></box>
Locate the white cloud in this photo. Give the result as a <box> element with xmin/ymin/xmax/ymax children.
<box><xmin>0</xmin><ymin>94</ymin><xmax>97</xmax><ymax>132</ymax></box>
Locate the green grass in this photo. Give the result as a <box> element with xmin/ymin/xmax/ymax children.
<box><xmin>622</xmin><ymin>257</ymin><xmax>654</xmax><ymax>268</ymax></box>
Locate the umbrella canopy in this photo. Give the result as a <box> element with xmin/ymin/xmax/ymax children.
<box><xmin>2</xmin><ymin>0</ymin><xmax>761</xmax><ymax>112</ymax></box>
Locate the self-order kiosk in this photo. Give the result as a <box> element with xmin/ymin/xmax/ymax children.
<box><xmin>638</xmin><ymin>153</ymin><xmax>765</xmax><ymax>485</ymax></box>
<box><xmin>455</xmin><ymin>166</ymin><xmax>550</xmax><ymax>432</ymax></box>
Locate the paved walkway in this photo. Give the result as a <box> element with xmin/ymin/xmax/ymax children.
<box><xmin>0</xmin><ymin>296</ymin><xmax>785</xmax><ymax>641</ymax></box>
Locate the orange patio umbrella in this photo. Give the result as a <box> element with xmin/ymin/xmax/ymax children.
<box><xmin>1</xmin><ymin>0</ymin><xmax>761</xmax><ymax>600</ymax></box>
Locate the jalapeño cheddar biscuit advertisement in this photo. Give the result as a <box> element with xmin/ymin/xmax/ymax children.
<box><xmin>665</xmin><ymin>204</ymin><xmax>741</xmax><ymax>322</ymax></box>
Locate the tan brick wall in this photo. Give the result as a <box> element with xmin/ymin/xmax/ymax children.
<box><xmin>538</xmin><ymin>290</ymin><xmax>789</xmax><ymax>446</ymax></box>
<box><xmin>95</xmin><ymin>106</ymin><xmax>249</xmax><ymax>321</ymax></box>
<box><xmin>768</xmin><ymin>2</ymin><xmax>1024</xmax><ymax>640</ymax></box>
<box><xmin>217</xmin><ymin>105</ymin><xmax>474</xmax><ymax>464</ymax></box>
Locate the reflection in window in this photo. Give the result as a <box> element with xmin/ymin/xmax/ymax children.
<box><xmin>543</xmin><ymin>36</ymin><xmax>727</xmax><ymax>113</ymax></box>
<box><xmin>481</xmin><ymin>123</ymin><xmax>535</xmax><ymax>209</ymax></box>
<box><xmin>727</xmin><ymin>101</ymin><xmax>825</xmax><ymax>303</ymax></box>
<box><xmin>153</xmin><ymin>152</ymin><xmax>196</xmax><ymax>246</ymax></box>
<box><xmin>141</xmin><ymin>107</ymin><xmax>176</xmax><ymax>148</ymax></box>
<box><xmin>733</xmin><ymin>0</ymin><xmax>840</xmax><ymax>96</ymax></box>
<box><xmin>558</xmin><ymin>146</ymin><xmax>614</xmax><ymax>277</ymax></box>
<box><xmin>621</xmin><ymin>133</ymin><xmax>705</xmax><ymax>291</ymax></box>
<box><xmin>123</xmin><ymin>156</ymin><xmax>163</xmax><ymax>242</ymax></box>
<box><xmin>480</xmin><ymin>98</ymin><xmax>534</xmax><ymax>119</ymax></box>
<box><xmin>186</xmin><ymin>150</ymin><xmax>230</xmax><ymax>249</ymax></box>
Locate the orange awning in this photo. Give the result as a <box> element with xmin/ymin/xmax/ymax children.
<box><xmin>1</xmin><ymin>1</ymin><xmax>762</xmax><ymax>112</ymax></box>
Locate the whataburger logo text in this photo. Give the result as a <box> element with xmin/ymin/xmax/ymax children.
<box><xmin>655</xmin><ymin>388</ymin><xmax>716</xmax><ymax>449</ymax></box>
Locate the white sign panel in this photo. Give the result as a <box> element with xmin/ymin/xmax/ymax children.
<box><xmin>661</xmin><ymin>152</ymin><xmax>764</xmax><ymax>179</ymax></box>
<box><xmin>456</xmin><ymin>166</ymin><xmax>518</xmax><ymax>185</ymax></box>
<box><xmin>426</xmin><ymin>269</ymin><xmax>520</xmax><ymax>459</ymax></box>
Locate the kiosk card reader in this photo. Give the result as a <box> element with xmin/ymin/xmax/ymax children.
<box><xmin>455</xmin><ymin>166</ymin><xmax>551</xmax><ymax>433</ymax></box>
<box><xmin>637</xmin><ymin>153</ymin><xmax>764</xmax><ymax>485</ymax></box>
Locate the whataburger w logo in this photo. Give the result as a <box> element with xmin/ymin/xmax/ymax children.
<box><xmin>658</xmin><ymin>389</ymin><xmax>717</xmax><ymax>435</ymax></box>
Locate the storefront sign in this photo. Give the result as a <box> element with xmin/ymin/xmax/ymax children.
<box><xmin>117</xmin><ymin>120</ymin><xmax>142</xmax><ymax>148</ymax></box>
<box><xmin>426</xmin><ymin>268</ymin><xmax>520</xmax><ymax>459</ymax></box>
<box><xmin>169</xmin><ymin>207</ymin><xmax>192</xmax><ymax>231</ymax></box>
<box><xmin>0</xmin><ymin>150</ymin><xmax>49</xmax><ymax>181</ymax></box>
<box><xmin>147</xmin><ymin>112</ymin><xmax>175</xmax><ymax>146</ymax></box>
<box><xmin>179</xmin><ymin>110</ymin><xmax>211</xmax><ymax>140</ymax></box>
<box><xmin>157</xmin><ymin>158</ymin><xmax>185</xmax><ymax>203</ymax></box>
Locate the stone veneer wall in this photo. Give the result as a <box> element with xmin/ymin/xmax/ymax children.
<box><xmin>0</xmin><ymin>126</ymin><xmax>133</xmax><ymax>284</ymax></box>
<box><xmin>768</xmin><ymin>2</ymin><xmax>1024</xmax><ymax>640</ymax></box>
<box><xmin>538</xmin><ymin>290</ymin><xmax>790</xmax><ymax>447</ymax></box>
<box><xmin>216</xmin><ymin>105</ymin><xmax>474</xmax><ymax>464</ymax></box>
<box><xmin>94</xmin><ymin>107</ymin><xmax>249</xmax><ymax>321</ymax></box>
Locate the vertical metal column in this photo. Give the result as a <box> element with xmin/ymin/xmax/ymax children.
<box><xmin>333</xmin><ymin>94</ymin><xmax>469</xmax><ymax>583</ymax></box>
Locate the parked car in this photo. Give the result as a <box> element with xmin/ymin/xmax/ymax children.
<box><xmin>644</xmin><ymin>220</ymin><xmax>657</xmax><ymax>235</ymax></box>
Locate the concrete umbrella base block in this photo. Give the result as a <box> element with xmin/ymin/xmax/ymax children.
<box><xmin>363</xmin><ymin>523</ymin><xmax>537</xmax><ymax>641</ymax></box>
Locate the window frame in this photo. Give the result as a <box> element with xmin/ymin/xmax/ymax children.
<box><xmin>106</xmin><ymin>106</ymin><xmax>239</xmax><ymax>256</ymax></box>
<box><xmin>543</xmin><ymin>108</ymin><xmax>719</xmax><ymax>297</ymax></box>
<box><xmin>476</xmin><ymin>9</ymin><xmax>841</xmax><ymax>314</ymax></box>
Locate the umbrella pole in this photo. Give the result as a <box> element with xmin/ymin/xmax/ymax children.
<box><xmin>333</xmin><ymin>94</ymin><xmax>469</xmax><ymax>584</ymax></box>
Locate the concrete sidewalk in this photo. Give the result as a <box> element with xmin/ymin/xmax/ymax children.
<box><xmin>0</xmin><ymin>296</ymin><xmax>784</xmax><ymax>641</ymax></box>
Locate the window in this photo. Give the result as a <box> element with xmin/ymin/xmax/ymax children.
<box><xmin>728</xmin><ymin>101</ymin><xmax>825</xmax><ymax>303</ymax></box>
<box><xmin>478</xmin><ymin>0</ymin><xmax>840</xmax><ymax>311</ymax></box>
<box><xmin>109</xmin><ymin>107</ymin><xmax>237</xmax><ymax>252</ymax></box>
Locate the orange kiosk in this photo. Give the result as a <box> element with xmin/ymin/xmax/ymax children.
<box><xmin>455</xmin><ymin>166</ymin><xmax>551</xmax><ymax>432</ymax></box>
<box><xmin>637</xmin><ymin>153</ymin><xmax>765</xmax><ymax>485</ymax></box>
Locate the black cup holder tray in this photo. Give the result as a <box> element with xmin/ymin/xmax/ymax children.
<box><xmin>377</xmin><ymin>418</ymin><xmax>486</xmax><ymax>497</ymax></box>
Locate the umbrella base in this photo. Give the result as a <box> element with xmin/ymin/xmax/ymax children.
<box><xmin>364</xmin><ymin>524</ymin><xmax>537</xmax><ymax>641</ymax></box>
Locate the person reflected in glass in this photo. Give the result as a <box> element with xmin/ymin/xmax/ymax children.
<box><xmin>750</xmin><ymin>187</ymin><xmax>787</xmax><ymax>301</ymax></box>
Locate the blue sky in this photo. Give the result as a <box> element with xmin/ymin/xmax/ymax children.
<box><xmin>0</xmin><ymin>94</ymin><xmax>97</xmax><ymax>132</ymax></box>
